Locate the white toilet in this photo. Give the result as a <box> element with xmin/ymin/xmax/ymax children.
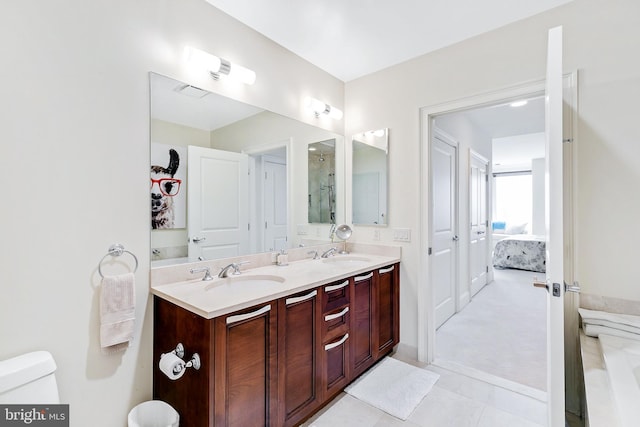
<box><xmin>0</xmin><ymin>351</ymin><xmax>60</xmax><ymax>404</ymax></box>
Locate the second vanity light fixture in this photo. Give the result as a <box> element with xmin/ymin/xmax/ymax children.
<box><xmin>305</xmin><ymin>96</ymin><xmax>343</xmax><ymax>120</ymax></box>
<box><xmin>184</xmin><ymin>46</ymin><xmax>256</xmax><ymax>85</ymax></box>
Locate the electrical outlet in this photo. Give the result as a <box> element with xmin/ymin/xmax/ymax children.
<box><xmin>373</xmin><ymin>229</ymin><xmax>381</xmax><ymax>241</ymax></box>
<box><xmin>393</xmin><ymin>228</ymin><xmax>411</xmax><ymax>242</ymax></box>
<box><xmin>297</xmin><ymin>225</ymin><xmax>308</xmax><ymax>235</ymax></box>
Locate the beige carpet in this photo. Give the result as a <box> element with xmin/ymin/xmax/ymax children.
<box><xmin>435</xmin><ymin>268</ymin><xmax>547</xmax><ymax>391</ymax></box>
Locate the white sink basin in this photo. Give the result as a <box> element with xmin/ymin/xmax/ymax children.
<box><xmin>322</xmin><ymin>256</ymin><xmax>371</xmax><ymax>266</ymax></box>
<box><xmin>205</xmin><ymin>274</ymin><xmax>285</xmax><ymax>291</ymax></box>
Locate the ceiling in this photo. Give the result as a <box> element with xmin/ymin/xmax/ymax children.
<box><xmin>205</xmin><ymin>0</ymin><xmax>573</xmax><ymax>82</ymax></box>
<box><xmin>438</xmin><ymin>95</ymin><xmax>546</xmax><ymax>169</ymax></box>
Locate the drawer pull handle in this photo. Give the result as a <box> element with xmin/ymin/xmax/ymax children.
<box><xmin>286</xmin><ymin>290</ymin><xmax>317</xmax><ymax>305</ymax></box>
<box><xmin>354</xmin><ymin>272</ymin><xmax>373</xmax><ymax>282</ymax></box>
<box><xmin>324</xmin><ymin>333</ymin><xmax>349</xmax><ymax>351</ymax></box>
<box><xmin>379</xmin><ymin>265</ymin><xmax>395</xmax><ymax>274</ymax></box>
<box><xmin>324</xmin><ymin>280</ymin><xmax>349</xmax><ymax>293</ymax></box>
<box><xmin>226</xmin><ymin>305</ymin><xmax>271</xmax><ymax>325</ymax></box>
<box><xmin>324</xmin><ymin>306</ymin><xmax>349</xmax><ymax>321</ymax></box>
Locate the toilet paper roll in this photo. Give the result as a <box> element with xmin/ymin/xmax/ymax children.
<box><xmin>159</xmin><ymin>353</ymin><xmax>186</xmax><ymax>380</ymax></box>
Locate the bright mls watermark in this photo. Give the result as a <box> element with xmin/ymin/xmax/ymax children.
<box><xmin>0</xmin><ymin>405</ymin><xmax>68</xmax><ymax>426</ymax></box>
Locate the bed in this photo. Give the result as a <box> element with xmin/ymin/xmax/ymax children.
<box><xmin>492</xmin><ymin>234</ymin><xmax>546</xmax><ymax>273</ymax></box>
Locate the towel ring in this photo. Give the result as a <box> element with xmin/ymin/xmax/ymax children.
<box><xmin>98</xmin><ymin>244</ymin><xmax>138</xmax><ymax>278</ymax></box>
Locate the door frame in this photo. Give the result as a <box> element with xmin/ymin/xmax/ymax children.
<box><xmin>419</xmin><ymin>79</ymin><xmax>547</xmax><ymax>363</ymax></box>
<box><xmin>419</xmin><ymin>74</ymin><xmax>578</xmax><ymax>406</ymax></box>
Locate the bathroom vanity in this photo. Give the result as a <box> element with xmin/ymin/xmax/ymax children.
<box><xmin>151</xmin><ymin>250</ymin><xmax>400</xmax><ymax>426</ymax></box>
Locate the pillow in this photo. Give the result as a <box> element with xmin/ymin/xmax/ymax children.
<box><xmin>492</xmin><ymin>221</ymin><xmax>506</xmax><ymax>231</ymax></box>
<box><xmin>505</xmin><ymin>222</ymin><xmax>528</xmax><ymax>234</ymax></box>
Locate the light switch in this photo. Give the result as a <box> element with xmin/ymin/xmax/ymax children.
<box><xmin>393</xmin><ymin>228</ymin><xmax>411</xmax><ymax>242</ymax></box>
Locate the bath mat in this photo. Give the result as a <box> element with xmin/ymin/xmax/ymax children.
<box><xmin>345</xmin><ymin>357</ymin><xmax>439</xmax><ymax>420</ymax></box>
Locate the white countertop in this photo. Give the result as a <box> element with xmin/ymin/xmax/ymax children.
<box><xmin>151</xmin><ymin>251</ymin><xmax>400</xmax><ymax>319</ymax></box>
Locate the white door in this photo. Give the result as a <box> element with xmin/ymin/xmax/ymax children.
<box><xmin>469</xmin><ymin>151</ymin><xmax>489</xmax><ymax>297</ymax></box>
<box><xmin>262</xmin><ymin>156</ymin><xmax>288</xmax><ymax>252</ymax></box>
<box><xmin>431</xmin><ymin>130</ymin><xmax>458</xmax><ymax>328</ymax></box>
<box><xmin>187</xmin><ymin>146</ymin><xmax>249</xmax><ymax>261</ymax></box>
<box><xmin>544</xmin><ymin>25</ymin><xmax>565</xmax><ymax>427</ymax></box>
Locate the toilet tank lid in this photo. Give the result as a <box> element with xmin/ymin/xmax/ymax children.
<box><xmin>0</xmin><ymin>351</ymin><xmax>57</xmax><ymax>395</ymax></box>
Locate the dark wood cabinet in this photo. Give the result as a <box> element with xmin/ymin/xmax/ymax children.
<box><xmin>153</xmin><ymin>297</ymin><xmax>214</xmax><ymax>427</ymax></box>
<box><xmin>320</xmin><ymin>279</ymin><xmax>351</xmax><ymax>400</ymax></box>
<box><xmin>375</xmin><ymin>264</ymin><xmax>400</xmax><ymax>357</ymax></box>
<box><xmin>213</xmin><ymin>302</ymin><xmax>278</xmax><ymax>427</ymax></box>
<box><xmin>153</xmin><ymin>262</ymin><xmax>399</xmax><ymax>427</ymax></box>
<box><xmin>351</xmin><ymin>271</ymin><xmax>375</xmax><ymax>377</ymax></box>
<box><xmin>277</xmin><ymin>289</ymin><xmax>321</xmax><ymax>427</ymax></box>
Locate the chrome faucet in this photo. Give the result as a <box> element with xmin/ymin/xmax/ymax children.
<box><xmin>321</xmin><ymin>247</ymin><xmax>337</xmax><ymax>258</ymax></box>
<box><xmin>218</xmin><ymin>261</ymin><xmax>250</xmax><ymax>278</ymax></box>
<box><xmin>189</xmin><ymin>267</ymin><xmax>213</xmax><ymax>281</ymax></box>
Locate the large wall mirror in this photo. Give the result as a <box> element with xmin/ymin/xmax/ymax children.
<box><xmin>351</xmin><ymin>128</ymin><xmax>388</xmax><ymax>225</ymax></box>
<box><xmin>150</xmin><ymin>72</ymin><xmax>344</xmax><ymax>266</ymax></box>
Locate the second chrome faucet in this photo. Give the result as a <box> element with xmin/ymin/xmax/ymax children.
<box><xmin>218</xmin><ymin>261</ymin><xmax>250</xmax><ymax>278</ymax></box>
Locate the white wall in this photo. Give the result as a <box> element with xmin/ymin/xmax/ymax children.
<box><xmin>345</xmin><ymin>0</ymin><xmax>640</xmax><ymax>355</ymax></box>
<box><xmin>0</xmin><ymin>1</ymin><xmax>343</xmax><ymax>425</ymax></box>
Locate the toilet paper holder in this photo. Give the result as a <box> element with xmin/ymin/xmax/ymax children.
<box><xmin>162</xmin><ymin>343</ymin><xmax>201</xmax><ymax>373</ymax></box>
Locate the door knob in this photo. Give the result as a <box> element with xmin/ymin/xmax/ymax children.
<box><xmin>452</xmin><ymin>235</ymin><xmax>459</xmax><ymax>241</ymax></box>
<box><xmin>565</xmin><ymin>281</ymin><xmax>581</xmax><ymax>293</ymax></box>
<box><xmin>192</xmin><ymin>236</ymin><xmax>206</xmax><ymax>243</ymax></box>
<box><xmin>533</xmin><ymin>276</ymin><xmax>548</xmax><ymax>290</ymax></box>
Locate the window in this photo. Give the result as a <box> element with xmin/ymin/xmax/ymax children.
<box><xmin>493</xmin><ymin>172</ymin><xmax>532</xmax><ymax>233</ymax></box>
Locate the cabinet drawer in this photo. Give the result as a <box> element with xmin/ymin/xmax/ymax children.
<box><xmin>322</xmin><ymin>279</ymin><xmax>350</xmax><ymax>312</ymax></box>
<box><xmin>322</xmin><ymin>305</ymin><xmax>350</xmax><ymax>339</ymax></box>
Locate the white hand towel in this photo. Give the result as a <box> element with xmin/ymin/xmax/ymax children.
<box><xmin>100</xmin><ymin>272</ymin><xmax>135</xmax><ymax>354</ymax></box>
<box><xmin>578</xmin><ymin>308</ymin><xmax>640</xmax><ymax>329</ymax></box>
<box><xmin>584</xmin><ymin>324</ymin><xmax>640</xmax><ymax>342</ymax></box>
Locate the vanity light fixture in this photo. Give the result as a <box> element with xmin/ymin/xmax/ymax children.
<box><xmin>184</xmin><ymin>46</ymin><xmax>256</xmax><ymax>85</ymax></box>
<box><xmin>305</xmin><ymin>96</ymin><xmax>343</xmax><ymax>120</ymax></box>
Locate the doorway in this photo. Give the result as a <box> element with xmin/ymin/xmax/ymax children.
<box><xmin>420</xmin><ymin>80</ymin><xmax>549</xmax><ymax>390</ymax></box>
<box><xmin>244</xmin><ymin>141</ymin><xmax>291</xmax><ymax>255</ymax></box>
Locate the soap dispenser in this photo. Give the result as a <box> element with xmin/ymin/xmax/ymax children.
<box><xmin>276</xmin><ymin>249</ymin><xmax>289</xmax><ymax>266</ymax></box>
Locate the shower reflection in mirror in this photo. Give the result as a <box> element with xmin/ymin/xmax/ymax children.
<box><xmin>352</xmin><ymin>128</ymin><xmax>388</xmax><ymax>225</ymax></box>
<box><xmin>308</xmin><ymin>139</ymin><xmax>336</xmax><ymax>224</ymax></box>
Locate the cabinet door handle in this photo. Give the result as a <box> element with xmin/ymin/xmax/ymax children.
<box><xmin>324</xmin><ymin>306</ymin><xmax>349</xmax><ymax>321</ymax></box>
<box><xmin>354</xmin><ymin>272</ymin><xmax>373</xmax><ymax>282</ymax></box>
<box><xmin>379</xmin><ymin>265</ymin><xmax>394</xmax><ymax>274</ymax></box>
<box><xmin>324</xmin><ymin>333</ymin><xmax>349</xmax><ymax>351</ymax></box>
<box><xmin>226</xmin><ymin>304</ymin><xmax>271</xmax><ymax>325</ymax></box>
<box><xmin>324</xmin><ymin>280</ymin><xmax>349</xmax><ymax>293</ymax></box>
<box><xmin>286</xmin><ymin>290</ymin><xmax>317</xmax><ymax>305</ymax></box>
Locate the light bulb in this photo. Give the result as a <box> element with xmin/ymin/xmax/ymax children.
<box><xmin>227</xmin><ymin>63</ymin><xmax>256</xmax><ymax>85</ymax></box>
<box><xmin>184</xmin><ymin>46</ymin><xmax>221</xmax><ymax>73</ymax></box>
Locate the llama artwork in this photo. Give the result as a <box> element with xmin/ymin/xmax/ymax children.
<box><xmin>150</xmin><ymin>144</ymin><xmax>186</xmax><ymax>229</ymax></box>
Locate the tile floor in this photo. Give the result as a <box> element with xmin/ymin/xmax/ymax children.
<box><xmin>303</xmin><ymin>360</ymin><xmax>547</xmax><ymax>427</ymax></box>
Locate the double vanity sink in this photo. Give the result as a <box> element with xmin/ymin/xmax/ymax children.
<box><xmin>151</xmin><ymin>250</ymin><xmax>398</xmax><ymax>319</ymax></box>
<box><xmin>151</xmin><ymin>244</ymin><xmax>401</xmax><ymax>426</ymax></box>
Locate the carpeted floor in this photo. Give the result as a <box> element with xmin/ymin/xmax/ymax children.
<box><xmin>435</xmin><ymin>268</ymin><xmax>547</xmax><ymax>391</ymax></box>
